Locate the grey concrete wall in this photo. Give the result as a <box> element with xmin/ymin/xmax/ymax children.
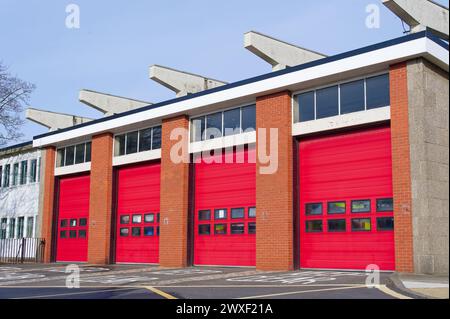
<box><xmin>407</xmin><ymin>58</ymin><xmax>449</xmax><ymax>275</ymax></box>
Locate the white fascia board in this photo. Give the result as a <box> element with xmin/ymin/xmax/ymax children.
<box><xmin>189</xmin><ymin>131</ymin><xmax>256</xmax><ymax>154</ymax></box>
<box><xmin>292</xmin><ymin>107</ymin><xmax>391</xmax><ymax>137</ymax></box>
<box><xmin>33</xmin><ymin>37</ymin><xmax>446</xmax><ymax>148</ymax></box>
<box><xmin>112</xmin><ymin>149</ymin><xmax>161</xmax><ymax>166</ymax></box>
<box><xmin>425</xmin><ymin>38</ymin><xmax>449</xmax><ymax>71</ymax></box>
<box><xmin>54</xmin><ymin>162</ymin><xmax>91</xmax><ymax>176</ymax></box>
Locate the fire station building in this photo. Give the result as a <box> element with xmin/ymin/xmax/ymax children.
<box><xmin>32</xmin><ymin>31</ymin><xmax>449</xmax><ymax>274</ymax></box>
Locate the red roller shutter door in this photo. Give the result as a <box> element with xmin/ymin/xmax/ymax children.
<box><xmin>194</xmin><ymin>148</ymin><xmax>256</xmax><ymax>266</ymax></box>
<box><xmin>115</xmin><ymin>162</ymin><xmax>160</xmax><ymax>264</ymax></box>
<box><xmin>299</xmin><ymin>126</ymin><xmax>395</xmax><ymax>270</ymax></box>
<box><xmin>56</xmin><ymin>174</ymin><xmax>90</xmax><ymax>263</ymax></box>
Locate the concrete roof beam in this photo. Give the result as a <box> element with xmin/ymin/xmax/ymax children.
<box><xmin>79</xmin><ymin>89</ymin><xmax>152</xmax><ymax>116</ymax></box>
<box><xmin>26</xmin><ymin>108</ymin><xmax>93</xmax><ymax>131</ymax></box>
<box><xmin>149</xmin><ymin>65</ymin><xmax>227</xmax><ymax>97</ymax></box>
<box><xmin>244</xmin><ymin>31</ymin><xmax>327</xmax><ymax>71</ymax></box>
<box><xmin>383</xmin><ymin>0</ymin><xmax>449</xmax><ymax>40</ymax></box>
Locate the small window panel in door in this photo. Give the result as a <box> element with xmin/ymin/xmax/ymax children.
<box><xmin>79</xmin><ymin>230</ymin><xmax>87</xmax><ymax>238</ymax></box>
<box><xmin>120</xmin><ymin>215</ymin><xmax>130</xmax><ymax>224</ymax></box>
<box><xmin>377</xmin><ymin>217</ymin><xmax>394</xmax><ymax>231</ymax></box>
<box><xmin>351</xmin><ymin>200</ymin><xmax>371</xmax><ymax>213</ymax></box>
<box><xmin>305</xmin><ymin>203</ymin><xmax>323</xmax><ymax>216</ymax></box>
<box><xmin>248</xmin><ymin>207</ymin><xmax>256</xmax><ymax>218</ymax></box>
<box><xmin>214</xmin><ymin>224</ymin><xmax>227</xmax><ymax>235</ymax></box>
<box><xmin>351</xmin><ymin>218</ymin><xmax>371</xmax><ymax>231</ymax></box>
<box><xmin>231</xmin><ymin>208</ymin><xmax>245</xmax><ymax>219</ymax></box>
<box><xmin>69</xmin><ymin>230</ymin><xmax>77</xmax><ymax>238</ymax></box>
<box><xmin>198</xmin><ymin>210</ymin><xmax>211</xmax><ymax>221</ymax></box>
<box><xmin>376</xmin><ymin>198</ymin><xmax>393</xmax><ymax>212</ymax></box>
<box><xmin>198</xmin><ymin>224</ymin><xmax>210</xmax><ymax>235</ymax></box>
<box><xmin>230</xmin><ymin>223</ymin><xmax>245</xmax><ymax>234</ymax></box>
<box><xmin>132</xmin><ymin>227</ymin><xmax>141</xmax><ymax>236</ymax></box>
<box><xmin>248</xmin><ymin>222</ymin><xmax>256</xmax><ymax>234</ymax></box>
<box><xmin>60</xmin><ymin>231</ymin><xmax>67</xmax><ymax>238</ymax></box>
<box><xmin>60</xmin><ymin>220</ymin><xmax>68</xmax><ymax>228</ymax></box>
<box><xmin>144</xmin><ymin>214</ymin><xmax>155</xmax><ymax>223</ymax></box>
<box><xmin>79</xmin><ymin>218</ymin><xmax>87</xmax><ymax>226</ymax></box>
<box><xmin>306</xmin><ymin>220</ymin><xmax>323</xmax><ymax>232</ymax></box>
<box><xmin>70</xmin><ymin>219</ymin><xmax>77</xmax><ymax>227</ymax></box>
<box><xmin>132</xmin><ymin>215</ymin><xmax>142</xmax><ymax>224</ymax></box>
<box><xmin>120</xmin><ymin>228</ymin><xmax>129</xmax><ymax>237</ymax></box>
<box><xmin>144</xmin><ymin>227</ymin><xmax>154</xmax><ymax>236</ymax></box>
<box><xmin>328</xmin><ymin>201</ymin><xmax>346</xmax><ymax>214</ymax></box>
<box><xmin>214</xmin><ymin>209</ymin><xmax>227</xmax><ymax>220</ymax></box>
<box><xmin>328</xmin><ymin>219</ymin><xmax>346</xmax><ymax>232</ymax></box>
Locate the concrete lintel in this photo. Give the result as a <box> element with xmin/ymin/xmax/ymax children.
<box><xmin>383</xmin><ymin>0</ymin><xmax>449</xmax><ymax>40</ymax></box>
<box><xmin>244</xmin><ymin>31</ymin><xmax>327</xmax><ymax>71</ymax></box>
<box><xmin>149</xmin><ymin>65</ymin><xmax>227</xmax><ymax>97</ymax></box>
<box><xmin>79</xmin><ymin>89</ymin><xmax>152</xmax><ymax>116</ymax></box>
<box><xmin>26</xmin><ymin>108</ymin><xmax>93</xmax><ymax>131</ymax></box>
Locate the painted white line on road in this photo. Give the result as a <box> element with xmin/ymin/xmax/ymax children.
<box><xmin>10</xmin><ymin>287</ymin><xmax>142</xmax><ymax>299</ymax></box>
<box><xmin>376</xmin><ymin>285</ymin><xmax>413</xmax><ymax>299</ymax></box>
<box><xmin>237</xmin><ymin>285</ymin><xmax>366</xmax><ymax>299</ymax></box>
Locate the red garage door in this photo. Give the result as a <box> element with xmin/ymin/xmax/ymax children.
<box><xmin>299</xmin><ymin>126</ymin><xmax>395</xmax><ymax>270</ymax></box>
<box><xmin>115</xmin><ymin>162</ymin><xmax>160</xmax><ymax>264</ymax></box>
<box><xmin>194</xmin><ymin>147</ymin><xmax>256</xmax><ymax>266</ymax></box>
<box><xmin>56</xmin><ymin>174</ymin><xmax>90</xmax><ymax>263</ymax></box>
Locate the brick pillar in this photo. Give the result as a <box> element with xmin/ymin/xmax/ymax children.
<box><xmin>87</xmin><ymin>133</ymin><xmax>114</xmax><ymax>264</ymax></box>
<box><xmin>159</xmin><ymin>115</ymin><xmax>190</xmax><ymax>268</ymax></box>
<box><xmin>390</xmin><ymin>63</ymin><xmax>414</xmax><ymax>273</ymax></box>
<box><xmin>256</xmin><ymin>91</ymin><xmax>294</xmax><ymax>271</ymax></box>
<box><xmin>41</xmin><ymin>147</ymin><xmax>56</xmax><ymax>263</ymax></box>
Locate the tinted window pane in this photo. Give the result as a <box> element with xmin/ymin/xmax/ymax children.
<box><xmin>120</xmin><ymin>215</ymin><xmax>130</xmax><ymax>224</ymax></box>
<box><xmin>79</xmin><ymin>230</ymin><xmax>87</xmax><ymax>238</ymax></box>
<box><xmin>377</xmin><ymin>217</ymin><xmax>394</xmax><ymax>230</ymax></box>
<box><xmin>57</xmin><ymin>149</ymin><xmax>65</xmax><ymax>167</ymax></box>
<box><xmin>377</xmin><ymin>198</ymin><xmax>393</xmax><ymax>212</ymax></box>
<box><xmin>191</xmin><ymin>117</ymin><xmax>205</xmax><ymax>142</ymax></box>
<box><xmin>328</xmin><ymin>219</ymin><xmax>346</xmax><ymax>232</ymax></box>
<box><xmin>316</xmin><ymin>86</ymin><xmax>338</xmax><ymax>119</ymax></box>
<box><xmin>144</xmin><ymin>214</ymin><xmax>154</xmax><ymax>223</ymax></box>
<box><xmin>230</xmin><ymin>223</ymin><xmax>245</xmax><ymax>234</ymax></box>
<box><xmin>297</xmin><ymin>91</ymin><xmax>315</xmax><ymax>122</ymax></box>
<box><xmin>351</xmin><ymin>200</ymin><xmax>371</xmax><ymax>213</ymax></box>
<box><xmin>139</xmin><ymin>128</ymin><xmax>152</xmax><ymax>152</ymax></box>
<box><xmin>65</xmin><ymin>146</ymin><xmax>75</xmax><ymax>166</ymax></box>
<box><xmin>79</xmin><ymin>218</ymin><xmax>87</xmax><ymax>226</ymax></box>
<box><xmin>328</xmin><ymin>202</ymin><xmax>346</xmax><ymax>214</ymax></box>
<box><xmin>206</xmin><ymin>112</ymin><xmax>222</xmax><ymax>139</ymax></box>
<box><xmin>114</xmin><ymin>135</ymin><xmax>126</xmax><ymax>156</ymax></box>
<box><xmin>305</xmin><ymin>203</ymin><xmax>322</xmax><ymax>215</ymax></box>
<box><xmin>30</xmin><ymin>159</ymin><xmax>37</xmax><ymax>182</ymax></box>
<box><xmin>223</xmin><ymin>108</ymin><xmax>241</xmax><ymax>136</ymax></box>
<box><xmin>75</xmin><ymin>144</ymin><xmax>85</xmax><ymax>164</ymax></box>
<box><xmin>70</xmin><ymin>219</ymin><xmax>77</xmax><ymax>227</ymax></box>
<box><xmin>60</xmin><ymin>220</ymin><xmax>68</xmax><ymax>227</ymax></box>
<box><xmin>248</xmin><ymin>222</ymin><xmax>256</xmax><ymax>234</ymax></box>
<box><xmin>248</xmin><ymin>207</ymin><xmax>256</xmax><ymax>218</ymax></box>
<box><xmin>198</xmin><ymin>224</ymin><xmax>210</xmax><ymax>235</ymax></box>
<box><xmin>241</xmin><ymin>105</ymin><xmax>256</xmax><ymax>132</ymax></box>
<box><xmin>214</xmin><ymin>209</ymin><xmax>227</xmax><ymax>220</ymax></box>
<box><xmin>69</xmin><ymin>230</ymin><xmax>77</xmax><ymax>238</ymax></box>
<box><xmin>306</xmin><ymin>220</ymin><xmax>323</xmax><ymax>232</ymax></box>
<box><xmin>214</xmin><ymin>224</ymin><xmax>227</xmax><ymax>235</ymax></box>
<box><xmin>60</xmin><ymin>231</ymin><xmax>67</xmax><ymax>238</ymax></box>
<box><xmin>366</xmin><ymin>74</ymin><xmax>390</xmax><ymax>109</ymax></box>
<box><xmin>144</xmin><ymin>227</ymin><xmax>154</xmax><ymax>236</ymax></box>
<box><xmin>120</xmin><ymin>228</ymin><xmax>129</xmax><ymax>237</ymax></box>
<box><xmin>340</xmin><ymin>80</ymin><xmax>365</xmax><ymax>114</ymax></box>
<box><xmin>152</xmin><ymin>126</ymin><xmax>162</xmax><ymax>150</ymax></box>
<box><xmin>126</xmin><ymin>131</ymin><xmax>138</xmax><ymax>154</ymax></box>
<box><xmin>351</xmin><ymin>218</ymin><xmax>371</xmax><ymax>231</ymax></box>
<box><xmin>20</xmin><ymin>161</ymin><xmax>27</xmax><ymax>184</ymax></box>
<box><xmin>132</xmin><ymin>215</ymin><xmax>142</xmax><ymax>224</ymax></box>
<box><xmin>85</xmin><ymin>142</ymin><xmax>92</xmax><ymax>162</ymax></box>
<box><xmin>132</xmin><ymin>227</ymin><xmax>141</xmax><ymax>236</ymax></box>
<box><xmin>198</xmin><ymin>210</ymin><xmax>210</xmax><ymax>221</ymax></box>
<box><xmin>231</xmin><ymin>208</ymin><xmax>245</xmax><ymax>219</ymax></box>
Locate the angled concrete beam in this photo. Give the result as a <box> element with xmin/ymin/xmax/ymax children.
<box><xmin>383</xmin><ymin>0</ymin><xmax>449</xmax><ymax>40</ymax></box>
<box><xmin>149</xmin><ymin>65</ymin><xmax>227</xmax><ymax>97</ymax></box>
<box><xmin>244</xmin><ymin>31</ymin><xmax>327</xmax><ymax>71</ymax></box>
<box><xmin>26</xmin><ymin>108</ymin><xmax>93</xmax><ymax>131</ymax></box>
<box><xmin>79</xmin><ymin>89</ymin><xmax>152</xmax><ymax>116</ymax></box>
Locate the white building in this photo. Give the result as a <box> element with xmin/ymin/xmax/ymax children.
<box><xmin>0</xmin><ymin>142</ymin><xmax>41</xmax><ymax>240</ymax></box>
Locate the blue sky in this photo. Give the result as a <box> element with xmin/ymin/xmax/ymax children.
<box><xmin>1</xmin><ymin>0</ymin><xmax>448</xmax><ymax>145</ymax></box>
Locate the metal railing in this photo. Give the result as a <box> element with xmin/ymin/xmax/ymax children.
<box><xmin>0</xmin><ymin>238</ymin><xmax>45</xmax><ymax>264</ymax></box>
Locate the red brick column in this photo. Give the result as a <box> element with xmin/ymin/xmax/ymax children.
<box><xmin>256</xmin><ymin>91</ymin><xmax>294</xmax><ymax>271</ymax></box>
<box><xmin>87</xmin><ymin>133</ymin><xmax>114</xmax><ymax>264</ymax></box>
<box><xmin>390</xmin><ymin>63</ymin><xmax>414</xmax><ymax>273</ymax></box>
<box><xmin>41</xmin><ymin>147</ymin><xmax>56</xmax><ymax>263</ymax></box>
<box><xmin>159</xmin><ymin>115</ymin><xmax>190</xmax><ymax>267</ymax></box>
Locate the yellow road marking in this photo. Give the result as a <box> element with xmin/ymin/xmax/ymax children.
<box><xmin>145</xmin><ymin>286</ymin><xmax>177</xmax><ymax>299</ymax></box>
<box><xmin>376</xmin><ymin>285</ymin><xmax>413</xmax><ymax>299</ymax></box>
